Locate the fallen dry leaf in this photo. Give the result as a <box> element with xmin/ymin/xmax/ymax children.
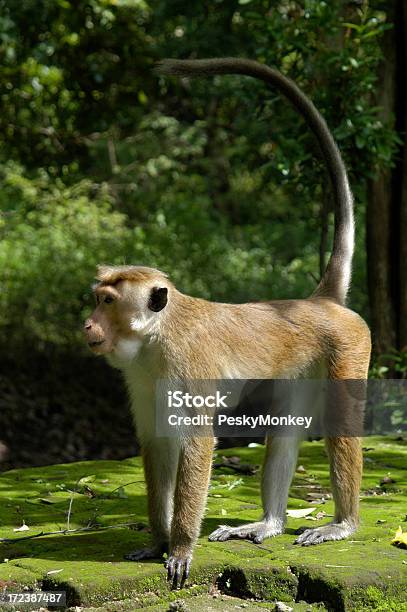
<box><xmin>286</xmin><ymin>508</ymin><xmax>315</xmax><ymax>519</ymax></box>
<box><xmin>13</xmin><ymin>522</ymin><xmax>29</xmax><ymax>532</ymax></box>
<box><xmin>306</xmin><ymin>492</ymin><xmax>330</xmax><ymax>499</ymax></box>
<box><xmin>391</xmin><ymin>526</ymin><xmax>407</xmax><ymax>549</ymax></box>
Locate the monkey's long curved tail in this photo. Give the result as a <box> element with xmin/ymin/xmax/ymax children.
<box><xmin>156</xmin><ymin>58</ymin><xmax>354</xmax><ymax>306</ymax></box>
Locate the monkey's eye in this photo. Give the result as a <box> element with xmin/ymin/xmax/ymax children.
<box><xmin>104</xmin><ymin>296</ymin><xmax>114</xmax><ymax>304</ymax></box>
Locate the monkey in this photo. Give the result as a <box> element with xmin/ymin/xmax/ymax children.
<box><xmin>83</xmin><ymin>58</ymin><xmax>371</xmax><ymax>589</ymax></box>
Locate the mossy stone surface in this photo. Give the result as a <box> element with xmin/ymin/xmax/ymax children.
<box><xmin>0</xmin><ymin>436</ymin><xmax>405</xmax><ymax>611</ymax></box>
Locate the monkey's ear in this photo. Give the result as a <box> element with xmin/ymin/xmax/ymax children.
<box><xmin>148</xmin><ymin>287</ymin><xmax>168</xmax><ymax>312</ymax></box>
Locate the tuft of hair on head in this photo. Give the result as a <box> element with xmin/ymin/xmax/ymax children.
<box><xmin>96</xmin><ymin>265</ymin><xmax>168</xmax><ymax>286</ymax></box>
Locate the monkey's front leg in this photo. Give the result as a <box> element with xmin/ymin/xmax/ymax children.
<box><xmin>166</xmin><ymin>436</ymin><xmax>214</xmax><ymax>589</ymax></box>
<box><xmin>125</xmin><ymin>439</ymin><xmax>178</xmax><ymax>561</ymax></box>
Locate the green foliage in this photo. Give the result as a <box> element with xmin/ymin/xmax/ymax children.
<box><xmin>0</xmin><ymin>0</ymin><xmax>152</xmax><ymax>164</ymax></box>
<box><xmin>0</xmin><ymin>0</ymin><xmax>400</xmax><ymax>349</ymax></box>
<box><xmin>0</xmin><ymin>163</ymin><xmax>134</xmax><ymax>345</ymax></box>
<box><xmin>369</xmin><ymin>350</ymin><xmax>407</xmax><ymax>379</ymax></box>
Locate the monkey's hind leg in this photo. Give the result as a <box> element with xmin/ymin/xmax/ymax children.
<box><xmin>125</xmin><ymin>439</ymin><xmax>178</xmax><ymax>561</ymax></box>
<box><xmin>296</xmin><ymin>347</ymin><xmax>368</xmax><ymax>546</ymax></box>
<box><xmin>209</xmin><ymin>435</ymin><xmax>300</xmax><ymax>544</ymax></box>
<box><xmin>295</xmin><ymin>436</ymin><xmax>362</xmax><ymax>545</ymax></box>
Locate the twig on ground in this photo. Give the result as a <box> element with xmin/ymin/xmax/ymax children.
<box><xmin>66</xmin><ymin>495</ymin><xmax>74</xmax><ymax>531</ymax></box>
<box><xmin>0</xmin><ymin>521</ymin><xmax>146</xmax><ymax>544</ymax></box>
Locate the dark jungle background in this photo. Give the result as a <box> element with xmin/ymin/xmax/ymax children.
<box><xmin>0</xmin><ymin>0</ymin><xmax>406</xmax><ymax>470</ymax></box>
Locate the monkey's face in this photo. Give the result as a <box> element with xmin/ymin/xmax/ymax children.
<box><xmin>83</xmin><ymin>279</ymin><xmax>168</xmax><ymax>361</ymax></box>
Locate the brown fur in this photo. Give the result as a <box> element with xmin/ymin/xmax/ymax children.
<box><xmin>83</xmin><ymin>56</ymin><xmax>371</xmax><ymax>587</ymax></box>
<box><xmin>84</xmin><ymin>266</ymin><xmax>371</xmax><ymax>585</ymax></box>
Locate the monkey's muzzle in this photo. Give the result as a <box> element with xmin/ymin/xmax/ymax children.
<box><xmin>88</xmin><ymin>340</ymin><xmax>105</xmax><ymax>348</ymax></box>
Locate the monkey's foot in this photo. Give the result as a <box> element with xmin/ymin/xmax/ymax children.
<box><xmin>124</xmin><ymin>546</ymin><xmax>165</xmax><ymax>561</ymax></box>
<box><xmin>208</xmin><ymin>521</ymin><xmax>283</xmax><ymax>544</ymax></box>
<box><xmin>166</xmin><ymin>550</ymin><xmax>192</xmax><ymax>590</ymax></box>
<box><xmin>295</xmin><ymin>520</ymin><xmax>356</xmax><ymax>546</ymax></box>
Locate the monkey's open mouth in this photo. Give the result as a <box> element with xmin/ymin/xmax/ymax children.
<box><xmin>89</xmin><ymin>340</ymin><xmax>105</xmax><ymax>347</ymax></box>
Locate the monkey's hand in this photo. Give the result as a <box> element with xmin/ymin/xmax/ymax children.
<box><xmin>165</xmin><ymin>547</ymin><xmax>192</xmax><ymax>590</ymax></box>
<box><xmin>124</xmin><ymin>544</ymin><xmax>167</xmax><ymax>561</ymax></box>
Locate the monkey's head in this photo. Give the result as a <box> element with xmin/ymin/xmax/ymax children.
<box><xmin>84</xmin><ymin>265</ymin><xmax>170</xmax><ymax>362</ymax></box>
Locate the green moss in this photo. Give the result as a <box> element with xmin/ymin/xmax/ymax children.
<box><xmin>347</xmin><ymin>585</ymin><xmax>407</xmax><ymax>611</ymax></box>
<box><xmin>0</xmin><ymin>436</ymin><xmax>405</xmax><ymax>610</ymax></box>
<box><xmin>215</xmin><ymin>560</ymin><xmax>297</xmax><ymax>602</ymax></box>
